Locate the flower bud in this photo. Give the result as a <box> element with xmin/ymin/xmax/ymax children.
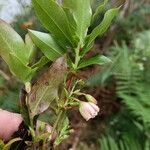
<box><xmin>85</xmin><ymin>94</ymin><xmax>97</xmax><ymax>104</ymax></box>
<box><xmin>25</xmin><ymin>82</ymin><xmax>31</xmax><ymax>93</ymax></box>
<box><xmin>79</xmin><ymin>102</ymin><xmax>100</xmax><ymax>121</ymax></box>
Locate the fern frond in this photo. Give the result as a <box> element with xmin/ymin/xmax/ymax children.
<box><xmin>119</xmin><ymin>93</ymin><xmax>150</xmax><ymax>125</ymax></box>
<box><xmin>99</xmin><ymin>135</ymin><xmax>119</xmax><ymax>150</ymax></box>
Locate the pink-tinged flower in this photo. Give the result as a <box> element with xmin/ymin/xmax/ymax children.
<box><xmin>79</xmin><ymin>102</ymin><xmax>100</xmax><ymax>121</ymax></box>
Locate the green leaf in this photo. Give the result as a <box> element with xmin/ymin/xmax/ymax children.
<box><xmin>54</xmin><ymin>117</ymin><xmax>70</xmax><ymax>145</ymax></box>
<box><xmin>92</xmin><ymin>0</ymin><xmax>108</xmax><ymax>22</ymax></box>
<box><xmin>63</xmin><ymin>0</ymin><xmax>92</xmax><ymax>45</ymax></box>
<box><xmin>25</xmin><ymin>33</ymin><xmax>36</xmax><ymax>63</ymax></box>
<box><xmin>29</xmin><ymin>30</ymin><xmax>65</xmax><ymax>61</ymax></box>
<box><xmin>63</xmin><ymin>7</ymin><xmax>77</xmax><ymax>32</ymax></box>
<box><xmin>32</xmin><ymin>56</ymin><xmax>49</xmax><ymax>69</ymax></box>
<box><xmin>0</xmin><ymin>19</ymin><xmax>28</xmax><ymax>65</ymax></box>
<box><xmin>8</xmin><ymin>53</ymin><xmax>34</xmax><ymax>82</ymax></box>
<box><xmin>38</xmin><ymin>110</ymin><xmax>57</xmax><ymax>125</ymax></box>
<box><xmin>0</xmin><ymin>19</ymin><xmax>36</xmax><ymax>82</ymax></box>
<box><xmin>81</xmin><ymin>7</ymin><xmax>119</xmax><ymax>56</ymax></box>
<box><xmin>78</xmin><ymin>55</ymin><xmax>111</xmax><ymax>69</ymax></box>
<box><xmin>0</xmin><ymin>90</ymin><xmax>19</xmax><ymax>113</ymax></box>
<box><xmin>32</xmin><ymin>0</ymin><xmax>76</xmax><ymax>47</ymax></box>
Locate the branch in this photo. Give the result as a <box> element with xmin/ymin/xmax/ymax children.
<box><xmin>0</xmin><ymin>69</ymin><xmax>10</xmax><ymax>81</ymax></box>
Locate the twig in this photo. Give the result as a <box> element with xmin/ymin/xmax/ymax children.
<box><xmin>0</xmin><ymin>69</ymin><xmax>10</xmax><ymax>81</ymax></box>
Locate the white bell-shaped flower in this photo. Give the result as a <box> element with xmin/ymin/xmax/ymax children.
<box><xmin>79</xmin><ymin>101</ymin><xmax>100</xmax><ymax>121</ymax></box>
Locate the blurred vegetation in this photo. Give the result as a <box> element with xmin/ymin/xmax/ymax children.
<box><xmin>88</xmin><ymin>0</ymin><xmax>150</xmax><ymax>149</ymax></box>
<box><xmin>89</xmin><ymin>32</ymin><xmax>150</xmax><ymax>149</ymax></box>
<box><xmin>0</xmin><ymin>0</ymin><xmax>150</xmax><ymax>149</ymax></box>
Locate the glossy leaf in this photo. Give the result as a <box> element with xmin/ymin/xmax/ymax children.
<box><xmin>32</xmin><ymin>0</ymin><xmax>76</xmax><ymax>47</ymax></box>
<box><xmin>78</xmin><ymin>55</ymin><xmax>111</xmax><ymax>69</ymax></box>
<box><xmin>0</xmin><ymin>19</ymin><xmax>28</xmax><ymax>64</ymax></box>
<box><xmin>63</xmin><ymin>8</ymin><xmax>77</xmax><ymax>32</ymax></box>
<box><xmin>63</xmin><ymin>0</ymin><xmax>92</xmax><ymax>44</ymax></box>
<box><xmin>81</xmin><ymin>7</ymin><xmax>119</xmax><ymax>56</ymax></box>
<box><xmin>29</xmin><ymin>30</ymin><xmax>65</xmax><ymax>61</ymax></box>
<box><xmin>9</xmin><ymin>53</ymin><xmax>34</xmax><ymax>82</ymax></box>
<box><xmin>32</xmin><ymin>56</ymin><xmax>49</xmax><ymax>69</ymax></box>
<box><xmin>0</xmin><ymin>19</ymin><xmax>36</xmax><ymax>82</ymax></box>
<box><xmin>25</xmin><ymin>33</ymin><xmax>36</xmax><ymax>63</ymax></box>
<box><xmin>28</xmin><ymin>57</ymin><xmax>67</xmax><ymax>117</ymax></box>
<box><xmin>92</xmin><ymin>0</ymin><xmax>108</xmax><ymax>22</ymax></box>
